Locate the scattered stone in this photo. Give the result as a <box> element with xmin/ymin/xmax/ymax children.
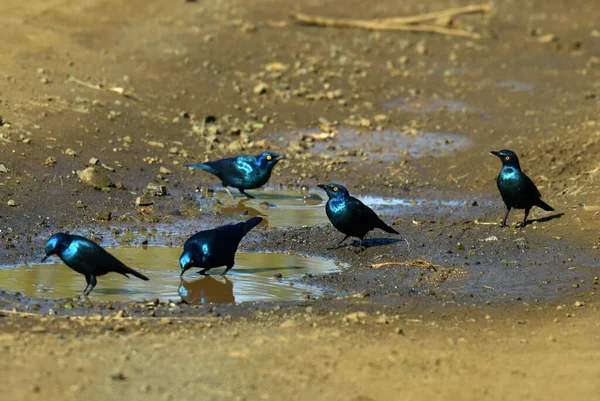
<box><xmin>144</xmin><ymin>183</ymin><xmax>167</xmax><ymax>196</ymax></box>
<box><xmin>110</xmin><ymin>369</ymin><xmax>126</xmax><ymax>381</ymax></box>
<box><xmin>0</xmin><ymin>164</ymin><xmax>9</xmax><ymax>173</ymax></box>
<box><xmin>44</xmin><ymin>157</ymin><xmax>57</xmax><ymax>167</ymax></box>
<box><xmin>279</xmin><ymin>319</ymin><xmax>297</xmax><ymax>329</ymax></box>
<box><xmin>74</xmin><ymin>200</ymin><xmax>86</xmax><ymax>209</ymax></box>
<box><xmin>7</xmin><ymin>200</ymin><xmax>16</xmax><ymax>207</ymax></box>
<box><xmin>259</xmin><ymin>201</ymin><xmax>277</xmax><ymax>209</ymax></box>
<box><xmin>31</xmin><ymin>326</ymin><xmax>46</xmax><ymax>333</ymax></box>
<box><xmin>481</xmin><ymin>236</ymin><xmax>498</xmax><ymax>242</ymax></box>
<box><xmin>136</xmin><ymin>196</ymin><xmax>154</xmax><ymax>206</ymax></box>
<box><xmin>273</xmin><ymin>273</ymin><xmax>283</xmax><ymax>279</ymax></box>
<box><xmin>415</xmin><ymin>40</ymin><xmax>428</xmax><ymax>55</ymax></box>
<box><xmin>575</xmin><ymin>301</ymin><xmax>584</xmax><ymax>307</ymax></box>
<box><xmin>159</xmin><ymin>166</ymin><xmax>172</xmax><ymax>175</ymax></box>
<box><xmin>253</xmin><ymin>82</ymin><xmax>269</xmax><ymax>95</ymax></box>
<box><xmin>147</xmin><ymin>141</ymin><xmax>165</xmax><ymax>148</ymax></box>
<box><xmin>538</xmin><ymin>33</ymin><xmax>557</xmax><ymax>43</ymax></box>
<box><xmin>456</xmin><ymin>242</ymin><xmax>465</xmax><ymax>250</ymax></box>
<box><xmin>344</xmin><ymin>311</ymin><xmax>367</xmax><ymax>323</ymax></box>
<box><xmin>97</xmin><ymin>210</ymin><xmax>112</xmax><ymax>221</ymax></box>
<box><xmin>89</xmin><ymin>157</ymin><xmax>99</xmax><ymax>165</ymax></box>
<box><xmin>64</xmin><ymin>148</ymin><xmax>78</xmax><ymax>157</ymax></box>
<box><xmin>78</xmin><ymin>167</ymin><xmax>112</xmax><ymax>190</ymax></box>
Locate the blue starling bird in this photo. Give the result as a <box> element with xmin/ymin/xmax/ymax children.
<box><xmin>180</xmin><ymin>217</ymin><xmax>263</xmax><ymax>276</ymax></box>
<box><xmin>41</xmin><ymin>233</ymin><xmax>149</xmax><ymax>296</ymax></box>
<box><xmin>318</xmin><ymin>184</ymin><xmax>399</xmax><ymax>247</ymax></box>
<box><xmin>491</xmin><ymin>149</ymin><xmax>554</xmax><ymax>227</ymax></box>
<box><xmin>185</xmin><ymin>152</ymin><xmax>285</xmax><ymax>198</ymax></box>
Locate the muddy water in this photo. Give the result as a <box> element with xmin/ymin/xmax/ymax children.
<box><xmin>297</xmin><ymin>128</ymin><xmax>471</xmax><ymax>161</ymax></box>
<box><xmin>200</xmin><ymin>188</ymin><xmax>490</xmax><ymax>227</ymax></box>
<box><xmin>0</xmin><ymin>248</ymin><xmax>342</xmax><ymax>303</ymax></box>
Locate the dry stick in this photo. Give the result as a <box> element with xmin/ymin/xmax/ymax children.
<box><xmin>380</xmin><ymin>4</ymin><xmax>491</xmax><ymax>25</ymax></box>
<box><xmin>371</xmin><ymin>259</ymin><xmax>441</xmax><ymax>271</ymax></box>
<box><xmin>292</xmin><ymin>3</ymin><xmax>491</xmax><ymax>39</ymax></box>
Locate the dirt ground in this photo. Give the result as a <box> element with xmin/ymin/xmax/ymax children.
<box><xmin>2</xmin><ymin>0</ymin><xmax>600</xmax><ymax>400</ymax></box>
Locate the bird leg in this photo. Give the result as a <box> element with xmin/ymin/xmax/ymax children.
<box><xmin>327</xmin><ymin>235</ymin><xmax>350</xmax><ymax>250</ymax></box>
<box><xmin>197</xmin><ymin>268</ymin><xmax>210</xmax><ymax>275</ymax></box>
<box><xmin>224</xmin><ymin>187</ymin><xmax>234</xmax><ymax>198</ymax></box>
<box><xmin>84</xmin><ymin>275</ymin><xmax>97</xmax><ymax>296</ymax></box>
<box><xmin>519</xmin><ymin>208</ymin><xmax>531</xmax><ymax>228</ymax></box>
<box><xmin>239</xmin><ymin>189</ymin><xmax>255</xmax><ymax>199</ymax></box>
<box><xmin>501</xmin><ymin>207</ymin><xmax>511</xmax><ymax>227</ymax></box>
<box><xmin>82</xmin><ymin>276</ymin><xmax>91</xmax><ymax>295</ymax></box>
<box><xmin>222</xmin><ymin>264</ymin><xmax>233</xmax><ymax>275</ymax></box>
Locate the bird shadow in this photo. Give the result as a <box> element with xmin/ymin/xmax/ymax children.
<box><xmin>525</xmin><ymin>212</ymin><xmax>564</xmax><ymax>226</ymax></box>
<box><xmin>328</xmin><ymin>237</ymin><xmax>407</xmax><ymax>251</ymax></box>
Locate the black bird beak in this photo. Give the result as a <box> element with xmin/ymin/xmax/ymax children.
<box><xmin>41</xmin><ymin>254</ymin><xmax>49</xmax><ymax>263</ymax></box>
<box><xmin>490</xmin><ymin>151</ymin><xmax>500</xmax><ymax>157</ymax></box>
<box><xmin>317</xmin><ymin>184</ymin><xmax>328</xmax><ymax>191</ymax></box>
<box><xmin>275</xmin><ymin>155</ymin><xmax>286</xmax><ymax>161</ymax></box>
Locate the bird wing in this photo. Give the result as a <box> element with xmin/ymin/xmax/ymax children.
<box><xmin>69</xmin><ymin>236</ymin><xmax>144</xmax><ymax>278</ymax></box>
<box><xmin>206</xmin><ymin>156</ymin><xmax>256</xmax><ymax>181</ymax></box>
<box><xmin>346</xmin><ymin>197</ymin><xmax>381</xmax><ymax>225</ymax></box>
<box><xmin>521</xmin><ymin>171</ymin><xmax>542</xmax><ymax>198</ymax></box>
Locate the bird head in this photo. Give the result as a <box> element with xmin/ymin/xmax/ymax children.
<box><xmin>318</xmin><ymin>183</ymin><xmax>350</xmax><ymax>199</ymax></box>
<box><xmin>179</xmin><ymin>248</ymin><xmax>200</xmax><ymax>276</ymax></box>
<box><xmin>41</xmin><ymin>233</ymin><xmax>71</xmax><ymax>262</ymax></box>
<box><xmin>491</xmin><ymin>149</ymin><xmax>521</xmax><ymax>170</ymax></box>
<box><xmin>257</xmin><ymin>151</ymin><xmax>285</xmax><ymax>168</ymax></box>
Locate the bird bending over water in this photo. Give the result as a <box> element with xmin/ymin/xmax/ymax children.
<box><xmin>180</xmin><ymin>217</ymin><xmax>263</xmax><ymax>276</ymax></box>
<box><xmin>185</xmin><ymin>152</ymin><xmax>285</xmax><ymax>198</ymax></box>
<box><xmin>491</xmin><ymin>149</ymin><xmax>554</xmax><ymax>227</ymax></box>
<box><xmin>41</xmin><ymin>233</ymin><xmax>149</xmax><ymax>296</ymax></box>
<box><xmin>318</xmin><ymin>183</ymin><xmax>399</xmax><ymax>248</ymax></box>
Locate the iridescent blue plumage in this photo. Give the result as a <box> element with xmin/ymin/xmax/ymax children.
<box><xmin>491</xmin><ymin>149</ymin><xmax>554</xmax><ymax>227</ymax></box>
<box><xmin>318</xmin><ymin>184</ymin><xmax>399</xmax><ymax>247</ymax></box>
<box><xmin>41</xmin><ymin>233</ymin><xmax>149</xmax><ymax>295</ymax></box>
<box><xmin>185</xmin><ymin>152</ymin><xmax>285</xmax><ymax>198</ymax></box>
<box><xmin>179</xmin><ymin>217</ymin><xmax>263</xmax><ymax>276</ymax></box>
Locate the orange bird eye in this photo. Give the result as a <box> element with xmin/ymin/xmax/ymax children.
<box><xmin>333</xmin><ymin>186</ymin><xmax>338</xmax><ymax>192</ymax></box>
<box><xmin>505</xmin><ymin>156</ymin><xmax>510</xmax><ymax>161</ymax></box>
<box><xmin>266</xmin><ymin>155</ymin><xmax>272</xmax><ymax>161</ymax></box>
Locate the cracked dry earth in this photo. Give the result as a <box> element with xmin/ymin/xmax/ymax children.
<box><xmin>2</xmin><ymin>0</ymin><xmax>600</xmax><ymax>400</ymax></box>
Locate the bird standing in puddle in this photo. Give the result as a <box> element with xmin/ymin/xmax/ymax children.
<box><xmin>318</xmin><ymin>183</ymin><xmax>399</xmax><ymax>248</ymax></box>
<box><xmin>185</xmin><ymin>152</ymin><xmax>285</xmax><ymax>198</ymax></box>
<box><xmin>180</xmin><ymin>217</ymin><xmax>263</xmax><ymax>276</ymax></box>
<box><xmin>41</xmin><ymin>233</ymin><xmax>149</xmax><ymax>296</ymax></box>
<box><xmin>491</xmin><ymin>149</ymin><xmax>554</xmax><ymax>227</ymax></box>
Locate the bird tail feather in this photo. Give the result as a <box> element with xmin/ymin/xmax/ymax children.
<box><xmin>242</xmin><ymin>217</ymin><xmax>263</xmax><ymax>236</ymax></box>
<box><xmin>377</xmin><ymin>220</ymin><xmax>399</xmax><ymax>235</ymax></box>
<box><xmin>121</xmin><ymin>265</ymin><xmax>150</xmax><ymax>281</ymax></box>
<box><xmin>536</xmin><ymin>199</ymin><xmax>555</xmax><ymax>212</ymax></box>
<box><xmin>185</xmin><ymin>163</ymin><xmax>219</xmax><ymax>176</ymax></box>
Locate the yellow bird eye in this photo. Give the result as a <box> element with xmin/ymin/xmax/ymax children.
<box><xmin>333</xmin><ymin>186</ymin><xmax>338</xmax><ymax>192</ymax></box>
<box><xmin>505</xmin><ymin>156</ymin><xmax>510</xmax><ymax>161</ymax></box>
<box><xmin>266</xmin><ymin>155</ymin><xmax>272</xmax><ymax>161</ymax></box>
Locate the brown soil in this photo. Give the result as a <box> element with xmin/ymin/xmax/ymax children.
<box><xmin>2</xmin><ymin>0</ymin><xmax>600</xmax><ymax>400</ymax></box>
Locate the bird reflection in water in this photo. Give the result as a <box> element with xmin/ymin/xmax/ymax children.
<box><xmin>178</xmin><ymin>276</ymin><xmax>235</xmax><ymax>304</ymax></box>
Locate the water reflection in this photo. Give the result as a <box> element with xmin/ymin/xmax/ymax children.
<box><xmin>0</xmin><ymin>248</ymin><xmax>341</xmax><ymax>303</ymax></box>
<box><xmin>179</xmin><ymin>276</ymin><xmax>235</xmax><ymax>303</ymax></box>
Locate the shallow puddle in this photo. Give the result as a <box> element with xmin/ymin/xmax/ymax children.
<box><xmin>200</xmin><ymin>188</ymin><xmax>488</xmax><ymax>227</ymax></box>
<box><xmin>495</xmin><ymin>80</ymin><xmax>533</xmax><ymax>92</ymax></box>
<box><xmin>298</xmin><ymin>128</ymin><xmax>471</xmax><ymax>161</ymax></box>
<box><xmin>201</xmin><ymin>189</ymin><xmax>328</xmax><ymax>228</ymax></box>
<box><xmin>0</xmin><ymin>248</ymin><xmax>342</xmax><ymax>303</ymax></box>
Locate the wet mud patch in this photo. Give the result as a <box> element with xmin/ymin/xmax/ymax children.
<box><xmin>0</xmin><ymin>248</ymin><xmax>342</xmax><ymax>303</ymax></box>
<box><xmin>384</xmin><ymin>96</ymin><xmax>492</xmax><ymax>119</ymax></box>
<box><xmin>295</xmin><ymin>128</ymin><xmax>471</xmax><ymax>161</ymax></box>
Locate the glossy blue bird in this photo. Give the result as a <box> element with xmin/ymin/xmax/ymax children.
<box><xmin>180</xmin><ymin>217</ymin><xmax>263</xmax><ymax>276</ymax></box>
<box><xmin>41</xmin><ymin>233</ymin><xmax>149</xmax><ymax>295</ymax></box>
<box><xmin>491</xmin><ymin>150</ymin><xmax>554</xmax><ymax>227</ymax></box>
<box><xmin>318</xmin><ymin>184</ymin><xmax>399</xmax><ymax>247</ymax></box>
<box><xmin>185</xmin><ymin>152</ymin><xmax>285</xmax><ymax>198</ymax></box>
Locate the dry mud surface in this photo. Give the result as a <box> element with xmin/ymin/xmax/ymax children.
<box><xmin>2</xmin><ymin>0</ymin><xmax>600</xmax><ymax>400</ymax></box>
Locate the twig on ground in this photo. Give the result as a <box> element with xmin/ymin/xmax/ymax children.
<box><xmin>291</xmin><ymin>4</ymin><xmax>491</xmax><ymax>39</ymax></box>
<box><xmin>371</xmin><ymin>258</ymin><xmax>442</xmax><ymax>271</ymax></box>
